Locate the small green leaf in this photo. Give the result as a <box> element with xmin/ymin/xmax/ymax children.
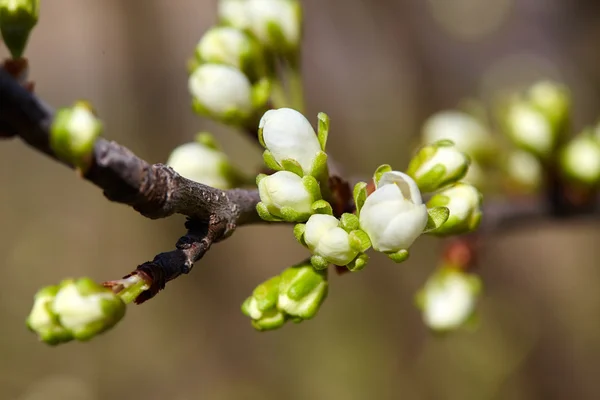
<box><xmin>317</xmin><ymin>112</ymin><xmax>330</xmax><ymax>151</ymax></box>
<box><xmin>424</xmin><ymin>207</ymin><xmax>450</xmax><ymax>233</ymax></box>
<box><xmin>339</xmin><ymin>213</ymin><xmax>360</xmax><ymax>232</ymax></box>
<box><xmin>310</xmin><ymin>255</ymin><xmax>329</xmax><ymax>270</ymax></box>
<box><xmin>256</xmin><ymin>202</ymin><xmax>282</xmax><ymax>222</ymax></box>
<box><xmin>302</xmin><ymin>175</ymin><xmax>322</xmax><ymax>202</ymax></box>
<box><xmin>262</xmin><ymin>150</ymin><xmax>282</xmax><ymax>171</ymax></box>
<box><xmin>353</xmin><ymin>182</ymin><xmax>368</xmax><ymax>216</ymax></box>
<box><xmin>309</xmin><ymin>151</ymin><xmax>329</xmax><ymax>180</ymax></box>
<box><xmin>281</xmin><ymin>158</ymin><xmax>304</xmax><ymax>177</ymax></box>
<box><xmin>255</xmin><ymin>173</ymin><xmax>268</xmax><ymax>185</ymax></box>
<box><xmin>388</xmin><ymin>249</ymin><xmax>409</xmax><ymax>263</ymax></box>
<box><xmin>348</xmin><ymin>230</ymin><xmax>371</xmax><ymax>252</ymax></box>
<box><xmin>293</xmin><ymin>224</ymin><xmax>307</xmax><ymax>246</ymax></box>
<box><xmin>251</xmin><ymin>77</ymin><xmax>271</xmax><ymax>108</ymax></box>
<box><xmin>347</xmin><ymin>253</ymin><xmax>369</xmax><ymax>272</ymax></box>
<box><xmin>373</xmin><ymin>164</ymin><xmax>392</xmax><ymax>185</ymax></box>
<box><xmin>311</xmin><ymin>200</ymin><xmax>333</xmax><ymax>215</ymax></box>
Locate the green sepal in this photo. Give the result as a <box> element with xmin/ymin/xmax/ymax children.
<box><xmin>241</xmin><ymin>296</ymin><xmax>253</xmax><ymax>317</ymax></box>
<box><xmin>309</xmin><ymin>151</ymin><xmax>328</xmax><ymax>180</ymax></box>
<box><xmin>348</xmin><ymin>229</ymin><xmax>371</xmax><ymax>252</ymax></box>
<box><xmin>317</xmin><ymin>112</ymin><xmax>330</xmax><ymax>151</ymax></box>
<box><xmin>293</xmin><ymin>223</ymin><xmax>307</xmax><ymax>246</ymax></box>
<box><xmin>255</xmin><ymin>173</ymin><xmax>268</xmax><ymax>185</ymax></box>
<box><xmin>311</xmin><ymin>200</ymin><xmax>333</xmax><ymax>215</ymax></box>
<box><xmin>302</xmin><ymin>175</ymin><xmax>322</xmax><ymax>201</ymax></box>
<box><xmin>339</xmin><ymin>213</ymin><xmax>359</xmax><ymax>232</ymax></box>
<box><xmin>468</xmin><ymin>211</ymin><xmax>482</xmax><ymax>231</ymax></box>
<box><xmin>281</xmin><ymin>158</ymin><xmax>304</xmax><ymax>177</ymax></box>
<box><xmin>373</xmin><ymin>164</ymin><xmax>392</xmax><ymax>185</ymax></box>
<box><xmin>414</xmin><ymin>164</ymin><xmax>447</xmax><ymax>193</ymax></box>
<box><xmin>279</xmin><ymin>206</ymin><xmax>310</xmax><ymax>222</ymax></box>
<box><xmin>252</xmin><ymin>276</ymin><xmax>281</xmax><ymax>312</ymax></box>
<box><xmin>256</xmin><ymin>202</ymin><xmax>283</xmax><ymax>222</ymax></box>
<box><xmin>258</xmin><ymin>123</ymin><xmax>266</xmax><ymax>148</ymax></box>
<box><xmin>194</xmin><ymin>132</ymin><xmax>220</xmax><ymax>150</ymax></box>
<box><xmin>423</xmin><ymin>207</ymin><xmax>450</xmax><ymax>233</ymax></box>
<box><xmin>251</xmin><ymin>77</ymin><xmax>271</xmax><ymax>108</ymax></box>
<box><xmin>347</xmin><ymin>253</ymin><xmax>369</xmax><ymax>272</ymax></box>
<box><xmin>387</xmin><ymin>249</ymin><xmax>409</xmax><ymax>263</ymax></box>
<box><xmin>310</xmin><ymin>255</ymin><xmax>329</xmax><ymax>270</ymax></box>
<box><xmin>250</xmin><ymin>309</ymin><xmax>287</xmax><ymax>332</ymax></box>
<box><xmin>262</xmin><ymin>150</ymin><xmax>282</xmax><ymax>171</ymax></box>
<box><xmin>406</xmin><ymin>145</ymin><xmax>436</xmax><ymax>177</ymax></box>
<box><xmin>353</xmin><ymin>182</ymin><xmax>368</xmax><ymax>216</ymax></box>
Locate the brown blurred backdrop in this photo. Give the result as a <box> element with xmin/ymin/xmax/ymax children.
<box><xmin>2</xmin><ymin>0</ymin><xmax>600</xmax><ymax>399</ymax></box>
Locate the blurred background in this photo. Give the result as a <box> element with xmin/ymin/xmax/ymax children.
<box><xmin>2</xmin><ymin>0</ymin><xmax>600</xmax><ymax>399</ymax></box>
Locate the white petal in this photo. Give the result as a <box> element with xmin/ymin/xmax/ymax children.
<box><xmin>258</xmin><ymin>171</ymin><xmax>312</xmax><ymax>214</ymax></box>
<box><xmin>422</xmin><ymin>111</ymin><xmax>490</xmax><ymax>155</ymax></box>
<box><xmin>378</xmin><ymin>171</ymin><xmax>423</xmax><ymax>204</ymax></box>
<box><xmin>375</xmin><ymin>204</ymin><xmax>428</xmax><ymax>252</ymax></box>
<box><xmin>304</xmin><ymin>214</ymin><xmax>339</xmax><ymax>249</ymax></box>
<box><xmin>424</xmin><ymin>272</ymin><xmax>475</xmax><ymax>330</ymax></box>
<box><xmin>167</xmin><ymin>142</ymin><xmax>229</xmax><ymax>188</ymax></box>
<box><xmin>416</xmin><ymin>146</ymin><xmax>467</xmax><ymax>179</ymax></box>
<box><xmin>314</xmin><ymin>227</ymin><xmax>357</xmax><ymax>265</ymax></box>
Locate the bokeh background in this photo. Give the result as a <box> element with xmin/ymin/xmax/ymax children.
<box><xmin>2</xmin><ymin>0</ymin><xmax>600</xmax><ymax>399</ymax></box>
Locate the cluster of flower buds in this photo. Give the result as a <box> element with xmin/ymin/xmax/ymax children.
<box><xmin>0</xmin><ymin>0</ymin><xmax>39</xmax><ymax>58</ymax></box>
<box><xmin>167</xmin><ymin>132</ymin><xmax>246</xmax><ymax>190</ymax></box>
<box><xmin>188</xmin><ymin>0</ymin><xmax>302</xmax><ymax>126</ymax></box>
<box><xmin>26</xmin><ymin>278</ymin><xmax>126</xmax><ymax>345</ymax></box>
<box><xmin>501</xmin><ymin>81</ymin><xmax>570</xmax><ymax>159</ymax></box>
<box><xmin>416</xmin><ymin>265</ymin><xmax>482</xmax><ymax>332</ymax></box>
<box><xmin>242</xmin><ymin>262</ymin><xmax>328</xmax><ymax>331</ymax></box>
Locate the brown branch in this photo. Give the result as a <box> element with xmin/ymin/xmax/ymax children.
<box><xmin>0</xmin><ymin>62</ymin><xmax>263</xmax><ymax>301</ymax></box>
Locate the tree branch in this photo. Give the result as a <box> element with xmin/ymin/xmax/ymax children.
<box><xmin>0</xmin><ymin>63</ymin><xmax>263</xmax><ymax>301</ymax></box>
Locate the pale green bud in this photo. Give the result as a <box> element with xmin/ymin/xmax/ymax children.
<box><xmin>426</xmin><ymin>183</ymin><xmax>482</xmax><ymax>236</ymax></box>
<box><xmin>256</xmin><ymin>171</ymin><xmax>321</xmax><ymax>222</ymax></box>
<box><xmin>167</xmin><ymin>134</ymin><xmax>239</xmax><ymax>190</ymax></box>
<box><xmin>26</xmin><ymin>286</ymin><xmax>73</xmax><ymax>345</ymax></box>
<box><xmin>560</xmin><ymin>132</ymin><xmax>600</xmax><ymax>186</ymax></box>
<box><xmin>278</xmin><ymin>262</ymin><xmax>328</xmax><ymax>320</ymax></box>
<box><xmin>246</xmin><ymin>0</ymin><xmax>301</xmax><ymax>54</ymax></box>
<box><xmin>504</xmin><ymin>149</ymin><xmax>543</xmax><ymax>191</ymax></box>
<box><xmin>242</xmin><ymin>276</ymin><xmax>287</xmax><ymax>331</ymax></box>
<box><xmin>50</xmin><ymin>101</ymin><xmax>103</xmax><ymax>172</ymax></box>
<box><xmin>505</xmin><ymin>101</ymin><xmax>554</xmax><ymax>158</ymax></box>
<box><xmin>52</xmin><ymin>278</ymin><xmax>126</xmax><ymax>341</ymax></box>
<box><xmin>189</xmin><ymin>63</ymin><xmax>254</xmax><ymax>123</ymax></box>
<box><xmin>528</xmin><ymin>80</ymin><xmax>570</xmax><ymax>131</ymax></box>
<box><xmin>359</xmin><ymin>171</ymin><xmax>428</xmax><ymax>253</ymax></box>
<box><xmin>416</xmin><ymin>268</ymin><xmax>481</xmax><ymax>332</ymax></box>
<box><xmin>407</xmin><ymin>140</ymin><xmax>470</xmax><ymax>193</ymax></box>
<box><xmin>195</xmin><ymin>26</ymin><xmax>265</xmax><ymax>81</ymax></box>
<box><xmin>0</xmin><ymin>0</ymin><xmax>39</xmax><ymax>58</ymax></box>
<box><xmin>218</xmin><ymin>0</ymin><xmax>252</xmax><ymax>31</ymax></box>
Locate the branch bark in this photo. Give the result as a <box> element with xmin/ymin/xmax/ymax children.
<box><xmin>0</xmin><ymin>63</ymin><xmax>262</xmax><ymax>301</ymax></box>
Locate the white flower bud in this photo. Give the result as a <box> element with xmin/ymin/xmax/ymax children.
<box><xmin>427</xmin><ymin>183</ymin><xmax>482</xmax><ymax>235</ymax></box>
<box><xmin>257</xmin><ymin>171</ymin><xmax>319</xmax><ymax>220</ymax></box>
<box><xmin>167</xmin><ymin>141</ymin><xmax>235</xmax><ymax>190</ymax></box>
<box><xmin>259</xmin><ymin>108</ymin><xmax>322</xmax><ymax>175</ymax></box>
<box><xmin>26</xmin><ymin>286</ymin><xmax>72</xmax><ymax>345</ymax></box>
<box><xmin>419</xmin><ymin>269</ymin><xmax>481</xmax><ymax>332</ymax></box>
<box><xmin>528</xmin><ymin>80</ymin><xmax>570</xmax><ymax>129</ymax></box>
<box><xmin>246</xmin><ymin>0</ymin><xmax>301</xmax><ymax>51</ymax></box>
<box><xmin>560</xmin><ymin>133</ymin><xmax>600</xmax><ymax>186</ymax></box>
<box><xmin>303</xmin><ymin>214</ymin><xmax>358</xmax><ymax>266</ymax></box>
<box><xmin>218</xmin><ymin>0</ymin><xmax>251</xmax><ymax>30</ymax></box>
<box><xmin>189</xmin><ymin>63</ymin><xmax>253</xmax><ymax>121</ymax></box>
<box><xmin>359</xmin><ymin>171</ymin><xmax>428</xmax><ymax>253</ymax></box>
<box><xmin>504</xmin><ymin>150</ymin><xmax>543</xmax><ymax>190</ymax></box>
<box><xmin>407</xmin><ymin>141</ymin><xmax>470</xmax><ymax>193</ymax></box>
<box><xmin>422</xmin><ymin>111</ymin><xmax>493</xmax><ymax>159</ymax></box>
<box><xmin>195</xmin><ymin>26</ymin><xmax>263</xmax><ymax>80</ymax></box>
<box><xmin>505</xmin><ymin>101</ymin><xmax>553</xmax><ymax>157</ymax></box>
<box><xmin>52</xmin><ymin>278</ymin><xmax>126</xmax><ymax>341</ymax></box>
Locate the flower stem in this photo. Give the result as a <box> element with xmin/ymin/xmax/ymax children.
<box><xmin>106</xmin><ymin>275</ymin><xmax>150</xmax><ymax>305</ymax></box>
